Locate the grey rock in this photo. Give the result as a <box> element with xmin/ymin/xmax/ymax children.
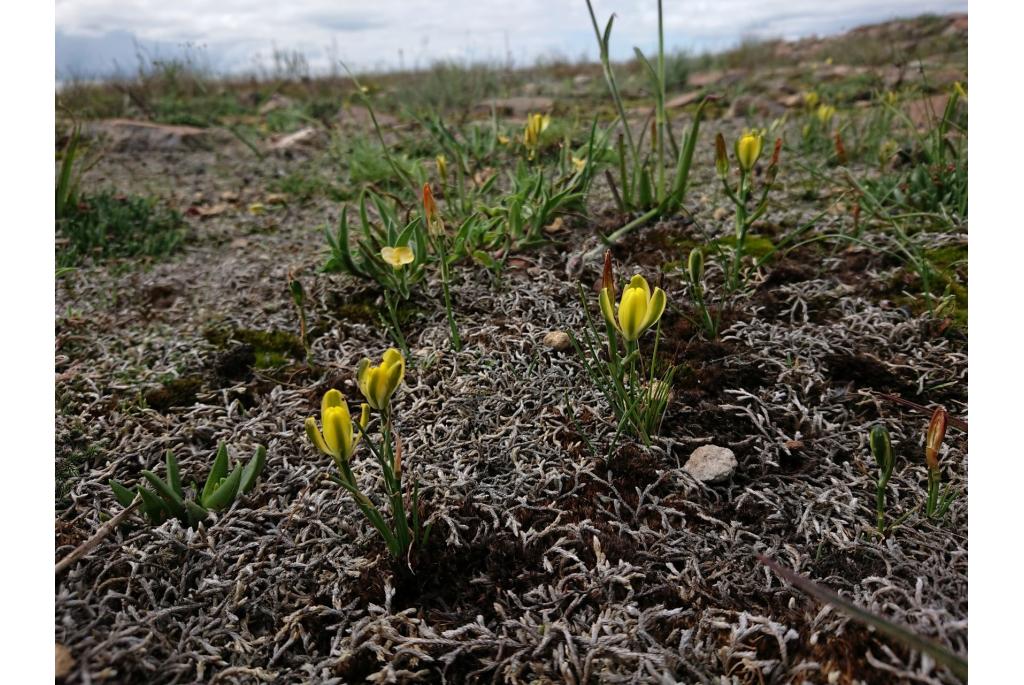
<box><xmin>542</xmin><ymin>330</ymin><xmax>572</xmax><ymax>352</ymax></box>
<box><xmin>684</xmin><ymin>445</ymin><xmax>737</xmax><ymax>483</ymax></box>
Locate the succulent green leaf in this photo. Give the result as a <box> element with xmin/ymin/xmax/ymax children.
<box><xmin>141</xmin><ymin>470</ymin><xmax>185</xmax><ymax>517</ymax></box>
<box><xmin>138</xmin><ymin>487</ymin><xmax>167</xmax><ymax>524</ymax></box>
<box><xmin>203</xmin><ymin>464</ymin><xmax>243</xmax><ymax>511</ymax></box>
<box><xmin>240</xmin><ymin>445</ymin><xmax>267</xmax><ymax>495</ymax></box>
<box><xmin>202</xmin><ymin>443</ymin><xmax>230</xmax><ymax>505</ymax></box>
<box><xmin>185</xmin><ymin>501</ymin><xmax>209</xmax><ymax>528</ymax></box>
<box><xmin>109</xmin><ymin>479</ymin><xmax>136</xmax><ymax>508</ymax></box>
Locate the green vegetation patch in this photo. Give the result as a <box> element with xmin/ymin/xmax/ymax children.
<box><xmin>57</xmin><ymin>191</ymin><xmax>186</xmax><ymax>268</ymax></box>
<box><xmin>204</xmin><ymin>327</ymin><xmax>305</xmax><ymax>369</ymax></box>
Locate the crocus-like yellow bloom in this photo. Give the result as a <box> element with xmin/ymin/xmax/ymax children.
<box><xmin>497</xmin><ymin>134</ymin><xmax>510</xmax><ymax>145</ymax></box>
<box><xmin>380</xmin><ymin>245</ymin><xmax>414</xmax><ymax>269</ymax></box>
<box><xmin>305</xmin><ymin>389</ymin><xmax>370</xmax><ymax>465</ymax></box>
<box><xmin>816</xmin><ymin>104</ymin><xmax>836</xmax><ymax>125</ymax></box>
<box><xmin>600</xmin><ymin>274</ymin><xmax>667</xmax><ymax>342</ymax></box>
<box><xmin>523</xmin><ymin>113</ymin><xmax>551</xmax><ymax>157</ymax></box>
<box><xmin>735</xmin><ymin>131</ymin><xmax>764</xmax><ymax>172</ymax></box>
<box><xmin>357</xmin><ymin>348</ymin><xmax>406</xmax><ymax>410</ymax></box>
<box><xmin>803</xmin><ymin>91</ymin><xmax>819</xmax><ymax>110</ymax></box>
<box><xmin>572</xmin><ymin>156</ymin><xmax>587</xmax><ymax>173</ymax></box>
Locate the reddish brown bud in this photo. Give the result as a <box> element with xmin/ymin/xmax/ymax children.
<box><xmin>422</xmin><ymin>183</ymin><xmax>436</xmax><ymax>224</ymax></box>
<box><xmin>925</xmin><ymin>407</ymin><xmax>948</xmax><ymax>471</ymax></box>
<box><xmin>833</xmin><ymin>133</ymin><xmax>847</xmax><ymax>166</ymax></box>
<box><xmin>601</xmin><ymin>250</ymin><xmax>616</xmax><ymax>298</ymax></box>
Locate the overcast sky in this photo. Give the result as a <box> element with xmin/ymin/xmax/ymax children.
<box><xmin>55</xmin><ymin>0</ymin><xmax>968</xmax><ymax>78</ymax></box>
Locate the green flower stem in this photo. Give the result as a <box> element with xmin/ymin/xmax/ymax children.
<box><xmin>437</xmin><ymin>243</ymin><xmax>462</xmax><ymax>351</ymax></box>
<box><xmin>729</xmin><ymin>170</ymin><xmax>751</xmax><ymax>291</ymax></box>
<box><xmin>383</xmin><ymin>290</ymin><xmax>411</xmax><ymax>358</ymax></box>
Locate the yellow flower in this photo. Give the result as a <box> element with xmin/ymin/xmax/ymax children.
<box><xmin>599</xmin><ymin>274</ymin><xmax>667</xmax><ymax>342</ymax></box>
<box><xmin>436</xmin><ymin>154</ymin><xmax>448</xmax><ymax>182</ymax></box>
<box><xmin>497</xmin><ymin>134</ymin><xmax>510</xmax><ymax>145</ymax></box>
<box><xmin>803</xmin><ymin>91</ymin><xmax>819</xmax><ymax>110</ymax></box>
<box><xmin>523</xmin><ymin>113</ymin><xmax>551</xmax><ymax>156</ymax></box>
<box><xmin>572</xmin><ymin>156</ymin><xmax>587</xmax><ymax>173</ymax></box>
<box><xmin>357</xmin><ymin>348</ymin><xmax>406</xmax><ymax>410</ymax></box>
<box><xmin>380</xmin><ymin>245</ymin><xmax>414</xmax><ymax>269</ymax></box>
<box><xmin>305</xmin><ymin>389</ymin><xmax>370</xmax><ymax>465</ymax></box>
<box><xmin>816</xmin><ymin>104</ymin><xmax>836</xmax><ymax>125</ymax></box>
<box><xmin>735</xmin><ymin>131</ymin><xmax>764</xmax><ymax>172</ymax></box>
<box><xmin>953</xmin><ymin>81</ymin><xmax>967</xmax><ymax>101</ymax></box>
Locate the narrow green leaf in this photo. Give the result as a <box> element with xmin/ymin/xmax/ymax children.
<box><xmin>109</xmin><ymin>479</ymin><xmax>136</xmax><ymax>508</ymax></box>
<box><xmin>165</xmin><ymin>450</ymin><xmax>183</xmax><ymax>499</ymax></box>
<box><xmin>201</xmin><ymin>443</ymin><xmax>230</xmax><ymax>505</ymax></box>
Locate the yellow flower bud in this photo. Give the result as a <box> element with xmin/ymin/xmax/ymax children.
<box><xmin>599</xmin><ymin>274</ymin><xmax>667</xmax><ymax>342</ymax></box>
<box><xmin>803</xmin><ymin>91</ymin><xmax>819</xmax><ymax>110</ymax></box>
<box><xmin>380</xmin><ymin>245</ymin><xmax>415</xmax><ymax>269</ymax></box>
<box><xmin>523</xmin><ymin>113</ymin><xmax>551</xmax><ymax>158</ymax></box>
<box><xmin>357</xmin><ymin>348</ymin><xmax>406</xmax><ymax>410</ymax></box>
<box><xmin>735</xmin><ymin>131</ymin><xmax>764</xmax><ymax>172</ymax></box>
<box><xmin>436</xmin><ymin>154</ymin><xmax>448</xmax><ymax>183</ymax></box>
<box><xmin>305</xmin><ymin>390</ymin><xmax>369</xmax><ymax>465</ymax></box>
<box><xmin>816</xmin><ymin>104</ymin><xmax>836</xmax><ymax>125</ymax></box>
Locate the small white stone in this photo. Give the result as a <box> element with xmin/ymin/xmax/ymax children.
<box><xmin>542</xmin><ymin>330</ymin><xmax>572</xmax><ymax>352</ymax></box>
<box><xmin>683</xmin><ymin>445</ymin><xmax>737</xmax><ymax>483</ymax></box>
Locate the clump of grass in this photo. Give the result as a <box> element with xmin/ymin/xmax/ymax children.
<box><xmin>56</xmin><ymin>191</ymin><xmax>185</xmax><ymax>268</ymax></box>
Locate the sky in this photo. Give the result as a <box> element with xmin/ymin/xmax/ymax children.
<box><xmin>55</xmin><ymin>0</ymin><xmax>968</xmax><ymax>79</ymax></box>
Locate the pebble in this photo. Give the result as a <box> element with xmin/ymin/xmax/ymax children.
<box><xmin>542</xmin><ymin>330</ymin><xmax>572</xmax><ymax>352</ymax></box>
<box><xmin>684</xmin><ymin>444</ymin><xmax>738</xmax><ymax>483</ymax></box>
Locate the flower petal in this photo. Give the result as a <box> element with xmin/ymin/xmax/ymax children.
<box><xmin>368</xmin><ymin>368</ymin><xmax>389</xmax><ymax>409</ymax></box>
<box><xmin>356</xmin><ymin>358</ymin><xmax>371</xmax><ymax>400</ymax></box>
<box><xmin>305</xmin><ymin>417</ymin><xmax>330</xmax><ymax>457</ymax></box>
<box><xmin>619</xmin><ymin>287</ymin><xmax>648</xmax><ymax>341</ymax></box>
<box><xmin>328</xmin><ymin>404</ymin><xmax>353</xmax><ymax>458</ymax></box>
<box><xmin>322</xmin><ymin>388</ymin><xmax>344</xmax><ymax>417</ymax></box>
<box><xmin>640</xmin><ymin>287</ymin><xmax>667</xmax><ymax>332</ymax></box>
<box><xmin>627</xmin><ymin>274</ymin><xmax>651</xmax><ymax>301</ymax></box>
<box><xmin>395</xmin><ymin>246</ymin><xmax>414</xmax><ymax>265</ymax></box>
<box><xmin>599</xmin><ymin>287</ymin><xmax>618</xmax><ymax>332</ymax></box>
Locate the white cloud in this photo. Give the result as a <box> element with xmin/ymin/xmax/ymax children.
<box><xmin>55</xmin><ymin>0</ymin><xmax>967</xmax><ymax>76</ymax></box>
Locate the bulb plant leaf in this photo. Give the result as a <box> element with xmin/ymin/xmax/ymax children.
<box><xmin>108</xmin><ymin>444</ymin><xmax>268</xmax><ymax>529</ymax></box>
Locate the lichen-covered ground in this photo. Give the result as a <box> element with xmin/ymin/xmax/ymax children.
<box><xmin>56</xmin><ymin>15</ymin><xmax>967</xmax><ymax>684</ymax></box>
